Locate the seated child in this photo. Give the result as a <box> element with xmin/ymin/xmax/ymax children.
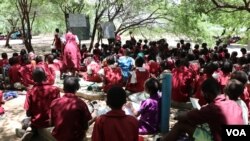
<box><xmin>126</xmin><ymin>57</ymin><xmax>150</xmax><ymax>93</ymax></box>
<box><xmin>98</xmin><ymin>56</ymin><xmax>123</xmax><ymax>92</ymax></box>
<box><xmin>92</xmin><ymin>86</ymin><xmax>138</xmax><ymax>141</ymax></box>
<box><xmin>171</xmin><ymin>59</ymin><xmax>193</xmax><ymax>102</ymax></box>
<box><xmin>19</xmin><ymin>54</ymin><xmax>34</xmax><ymax>87</ymax></box>
<box><xmin>224</xmin><ymin>79</ymin><xmax>249</xmax><ymax>124</ymax></box>
<box><xmin>230</xmin><ymin>70</ymin><xmax>250</xmax><ymax>119</ymax></box>
<box><xmin>128</xmin><ymin>78</ymin><xmax>161</xmax><ymax>135</ymax></box>
<box><xmin>47</xmin><ymin>54</ymin><xmax>61</xmax><ymax>84</ymax></box>
<box><xmin>8</xmin><ymin>57</ymin><xmax>22</xmax><ymax>88</ymax></box>
<box><xmin>82</xmin><ymin>59</ymin><xmax>102</xmax><ymax>82</ymax></box>
<box><xmin>162</xmin><ymin>78</ymin><xmax>244</xmax><ymax>141</ymax></box>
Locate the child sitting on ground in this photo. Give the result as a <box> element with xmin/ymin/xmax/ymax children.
<box><xmin>126</xmin><ymin>57</ymin><xmax>150</xmax><ymax>93</ymax></box>
<box><xmin>162</xmin><ymin>78</ymin><xmax>243</xmax><ymax>141</ymax></box>
<box><xmin>224</xmin><ymin>79</ymin><xmax>249</xmax><ymax>124</ymax></box>
<box><xmin>128</xmin><ymin>78</ymin><xmax>161</xmax><ymax>135</ymax></box>
<box><xmin>92</xmin><ymin>86</ymin><xmax>138</xmax><ymax>141</ymax></box>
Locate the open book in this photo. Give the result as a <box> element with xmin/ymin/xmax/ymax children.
<box><xmin>190</xmin><ymin>97</ymin><xmax>201</xmax><ymax>110</ymax></box>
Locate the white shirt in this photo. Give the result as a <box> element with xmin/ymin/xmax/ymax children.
<box><xmin>236</xmin><ymin>99</ymin><xmax>249</xmax><ymax>125</ymax></box>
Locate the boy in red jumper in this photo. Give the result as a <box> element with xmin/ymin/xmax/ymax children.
<box><xmin>126</xmin><ymin>57</ymin><xmax>150</xmax><ymax>93</ymax></box>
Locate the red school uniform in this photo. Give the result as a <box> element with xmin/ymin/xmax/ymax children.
<box><xmin>145</xmin><ymin>60</ymin><xmax>161</xmax><ymax>77</ymax></box>
<box><xmin>126</xmin><ymin>68</ymin><xmax>150</xmax><ymax>93</ymax></box>
<box><xmin>92</xmin><ymin>109</ymin><xmax>138</xmax><ymax>141</ymax></box>
<box><xmin>171</xmin><ymin>66</ymin><xmax>193</xmax><ymax>102</ymax></box>
<box><xmin>187</xmin><ymin>95</ymin><xmax>243</xmax><ymax>141</ymax></box>
<box><xmin>0</xmin><ymin>91</ymin><xmax>4</xmax><ymax>115</ymax></box>
<box><xmin>194</xmin><ymin>74</ymin><xmax>211</xmax><ymax>106</ymax></box>
<box><xmin>54</xmin><ymin>33</ymin><xmax>62</xmax><ymax>51</ymax></box>
<box><xmin>36</xmin><ymin>62</ymin><xmax>55</xmax><ymax>85</ymax></box>
<box><xmin>19</xmin><ymin>64</ymin><xmax>34</xmax><ymax>87</ymax></box>
<box><xmin>243</xmin><ymin>85</ymin><xmax>250</xmax><ymax>118</ymax></box>
<box><xmin>0</xmin><ymin>59</ymin><xmax>8</xmax><ymax>67</ymax></box>
<box><xmin>50</xmin><ymin>93</ymin><xmax>92</xmax><ymax>141</ymax></box>
<box><xmin>82</xmin><ymin>62</ymin><xmax>102</xmax><ymax>82</ymax></box>
<box><xmin>217</xmin><ymin>71</ymin><xmax>230</xmax><ymax>92</ymax></box>
<box><xmin>103</xmin><ymin>66</ymin><xmax>123</xmax><ymax>92</ymax></box>
<box><xmin>24</xmin><ymin>84</ymin><xmax>60</xmax><ymax>128</ymax></box>
<box><xmin>8</xmin><ymin>64</ymin><xmax>22</xmax><ymax>84</ymax></box>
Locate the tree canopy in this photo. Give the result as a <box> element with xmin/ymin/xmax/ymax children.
<box><xmin>0</xmin><ymin>0</ymin><xmax>250</xmax><ymax>50</ymax></box>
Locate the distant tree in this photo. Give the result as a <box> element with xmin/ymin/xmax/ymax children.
<box><xmin>16</xmin><ymin>0</ymin><xmax>36</xmax><ymax>52</ymax></box>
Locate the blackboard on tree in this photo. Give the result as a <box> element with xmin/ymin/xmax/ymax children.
<box><xmin>65</xmin><ymin>13</ymin><xmax>90</xmax><ymax>40</ymax></box>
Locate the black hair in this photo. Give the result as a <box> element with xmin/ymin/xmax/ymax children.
<box><xmin>135</xmin><ymin>57</ymin><xmax>144</xmax><ymax>67</ymax></box>
<box><xmin>201</xmin><ymin>78</ymin><xmax>220</xmax><ymax>98</ymax></box>
<box><xmin>202</xmin><ymin>43</ymin><xmax>207</xmax><ymax>48</ymax></box>
<box><xmin>230</xmin><ymin>71</ymin><xmax>248</xmax><ymax>85</ymax></box>
<box><xmin>8</xmin><ymin>57</ymin><xmax>14</xmax><ymax>66</ymax></box>
<box><xmin>241</xmin><ymin>48</ymin><xmax>247</xmax><ymax>55</ymax></box>
<box><xmin>225</xmin><ymin>79</ymin><xmax>244</xmax><ymax>101</ymax></box>
<box><xmin>63</xmin><ymin>76</ymin><xmax>80</xmax><ymax>93</ymax></box>
<box><xmin>1</xmin><ymin>53</ymin><xmax>7</xmax><ymax>59</ymax></box>
<box><xmin>194</xmin><ymin>44</ymin><xmax>199</xmax><ymax>49</ymax></box>
<box><xmin>47</xmin><ymin>54</ymin><xmax>55</xmax><ymax>64</ymax></box>
<box><xmin>106</xmin><ymin>55</ymin><xmax>115</xmax><ymax>65</ymax></box>
<box><xmin>32</xmin><ymin>67</ymin><xmax>46</xmax><ymax>83</ymax></box>
<box><xmin>221</xmin><ymin>60</ymin><xmax>233</xmax><ymax>74</ymax></box>
<box><xmin>106</xmin><ymin>86</ymin><xmax>126</xmax><ymax>109</ymax></box>
<box><xmin>238</xmin><ymin>57</ymin><xmax>247</xmax><ymax>65</ymax></box>
<box><xmin>20</xmin><ymin>49</ymin><xmax>27</xmax><ymax>56</ymax></box>
<box><xmin>12</xmin><ymin>56</ymin><xmax>19</xmax><ymax>65</ymax></box>
<box><xmin>21</xmin><ymin>54</ymin><xmax>30</xmax><ymax>64</ymax></box>
<box><xmin>144</xmin><ymin>78</ymin><xmax>160</xmax><ymax>95</ymax></box>
<box><xmin>204</xmin><ymin>62</ymin><xmax>217</xmax><ymax>74</ymax></box>
<box><xmin>180</xmin><ymin>39</ymin><xmax>184</xmax><ymax>44</ymax></box>
<box><xmin>13</xmin><ymin>52</ymin><xmax>18</xmax><ymax>57</ymax></box>
<box><xmin>55</xmin><ymin>28</ymin><xmax>59</xmax><ymax>33</ymax></box>
<box><xmin>35</xmin><ymin>55</ymin><xmax>43</xmax><ymax>63</ymax></box>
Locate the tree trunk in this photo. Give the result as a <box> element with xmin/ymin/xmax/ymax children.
<box><xmin>64</xmin><ymin>13</ymin><xmax>69</xmax><ymax>32</ymax></box>
<box><xmin>89</xmin><ymin>19</ymin><xmax>98</xmax><ymax>52</ymax></box>
<box><xmin>5</xmin><ymin>31</ymin><xmax>16</xmax><ymax>47</ymax></box>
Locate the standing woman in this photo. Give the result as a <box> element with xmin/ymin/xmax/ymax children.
<box><xmin>52</xmin><ymin>28</ymin><xmax>62</xmax><ymax>53</ymax></box>
<box><xmin>63</xmin><ymin>31</ymin><xmax>81</xmax><ymax>76</ymax></box>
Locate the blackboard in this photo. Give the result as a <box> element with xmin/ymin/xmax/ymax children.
<box><xmin>66</xmin><ymin>14</ymin><xmax>90</xmax><ymax>40</ymax></box>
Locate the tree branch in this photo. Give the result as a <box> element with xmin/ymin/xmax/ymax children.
<box><xmin>211</xmin><ymin>0</ymin><xmax>250</xmax><ymax>12</ymax></box>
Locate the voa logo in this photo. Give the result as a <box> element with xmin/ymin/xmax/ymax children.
<box><xmin>226</xmin><ymin>129</ymin><xmax>246</xmax><ymax>136</ymax></box>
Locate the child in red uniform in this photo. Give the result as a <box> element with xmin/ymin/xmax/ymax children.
<box><xmin>126</xmin><ymin>57</ymin><xmax>150</xmax><ymax>93</ymax></box>
<box><xmin>217</xmin><ymin>60</ymin><xmax>233</xmax><ymax>92</ymax></box>
<box><xmin>92</xmin><ymin>86</ymin><xmax>138</xmax><ymax>141</ymax></box>
<box><xmin>0</xmin><ymin>53</ymin><xmax>8</xmax><ymax>69</ymax></box>
<box><xmin>35</xmin><ymin>56</ymin><xmax>55</xmax><ymax>85</ymax></box>
<box><xmin>93</xmin><ymin>43</ymin><xmax>102</xmax><ymax>63</ymax></box>
<box><xmin>98</xmin><ymin>56</ymin><xmax>123</xmax><ymax>92</ymax></box>
<box><xmin>19</xmin><ymin>54</ymin><xmax>34</xmax><ymax>87</ymax></box>
<box><xmin>82</xmin><ymin>59</ymin><xmax>102</xmax><ymax>82</ymax></box>
<box><xmin>230</xmin><ymin>71</ymin><xmax>250</xmax><ymax>121</ymax></box>
<box><xmin>8</xmin><ymin>57</ymin><xmax>22</xmax><ymax>88</ymax></box>
<box><xmin>144</xmin><ymin>59</ymin><xmax>161</xmax><ymax>77</ymax></box>
<box><xmin>52</xmin><ymin>28</ymin><xmax>62</xmax><ymax>52</ymax></box>
<box><xmin>171</xmin><ymin>59</ymin><xmax>193</xmax><ymax>102</ymax></box>
<box><xmin>47</xmin><ymin>54</ymin><xmax>61</xmax><ymax>84</ymax></box>
<box><xmin>50</xmin><ymin>76</ymin><xmax>92</xmax><ymax>141</ymax></box>
<box><xmin>194</xmin><ymin>62</ymin><xmax>217</xmax><ymax>106</ymax></box>
<box><xmin>21</xmin><ymin>67</ymin><xmax>60</xmax><ymax>141</ymax></box>
<box><xmin>162</xmin><ymin>78</ymin><xmax>244</xmax><ymax>141</ymax></box>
